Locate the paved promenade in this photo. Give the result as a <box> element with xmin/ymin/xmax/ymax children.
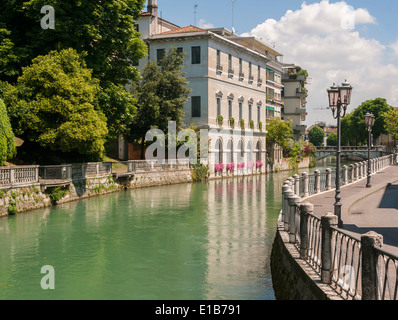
<box><xmin>306</xmin><ymin>164</ymin><xmax>398</xmax><ymax>255</ymax></box>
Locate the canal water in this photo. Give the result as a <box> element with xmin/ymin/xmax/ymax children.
<box><xmin>0</xmin><ymin>158</ymin><xmax>339</xmax><ymax>300</ymax></box>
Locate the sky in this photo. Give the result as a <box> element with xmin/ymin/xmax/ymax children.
<box><xmin>148</xmin><ymin>0</ymin><xmax>398</xmax><ymax>127</ymax></box>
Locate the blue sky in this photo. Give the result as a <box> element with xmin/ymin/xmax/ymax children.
<box><xmin>148</xmin><ymin>1</ymin><xmax>398</xmax><ymax>126</ymax></box>
<box><xmin>155</xmin><ymin>0</ymin><xmax>397</xmax><ymax>45</ymax></box>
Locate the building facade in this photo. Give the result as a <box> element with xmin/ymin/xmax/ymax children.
<box><xmin>281</xmin><ymin>65</ymin><xmax>308</xmax><ymax>140</ymax></box>
<box><xmin>129</xmin><ymin>0</ymin><xmax>307</xmax><ymax>175</ymax></box>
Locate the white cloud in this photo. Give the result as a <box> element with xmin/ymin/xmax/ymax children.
<box><xmin>242</xmin><ymin>0</ymin><xmax>398</xmax><ymax>127</ymax></box>
<box><xmin>198</xmin><ymin>19</ymin><xmax>214</xmax><ymax>29</ymax></box>
<box><xmin>389</xmin><ymin>39</ymin><xmax>398</xmax><ymax>60</ymax></box>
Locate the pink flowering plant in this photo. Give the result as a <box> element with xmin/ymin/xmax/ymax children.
<box><xmin>215</xmin><ymin>163</ymin><xmax>224</xmax><ymax>173</ymax></box>
<box><xmin>226</xmin><ymin>162</ymin><xmax>235</xmax><ymax>172</ymax></box>
<box><xmin>256</xmin><ymin>160</ymin><xmax>263</xmax><ymax>168</ymax></box>
<box><xmin>237</xmin><ymin>161</ymin><xmax>245</xmax><ymax>169</ymax></box>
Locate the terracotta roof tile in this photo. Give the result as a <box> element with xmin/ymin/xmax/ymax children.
<box><xmin>157</xmin><ymin>25</ymin><xmax>206</xmax><ymax>35</ymax></box>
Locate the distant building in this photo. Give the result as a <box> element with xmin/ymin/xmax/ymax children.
<box><xmin>281</xmin><ymin>66</ymin><xmax>308</xmax><ymax>140</ymax></box>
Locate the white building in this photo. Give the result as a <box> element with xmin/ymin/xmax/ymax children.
<box><xmin>130</xmin><ymin>0</ymin><xmax>307</xmax><ymax>175</ymax></box>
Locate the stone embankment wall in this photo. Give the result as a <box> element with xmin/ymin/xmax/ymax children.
<box><xmin>270</xmin><ymin>157</ymin><xmax>310</xmax><ymax>173</ymax></box>
<box><xmin>0</xmin><ymin>169</ymin><xmax>192</xmax><ymax>217</ymax></box>
<box><xmin>270</xmin><ymin>220</ymin><xmax>342</xmax><ymax>300</ymax></box>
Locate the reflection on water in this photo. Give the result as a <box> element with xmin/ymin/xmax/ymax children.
<box><xmin>0</xmin><ymin>169</ymin><xmax>301</xmax><ymax>300</ymax></box>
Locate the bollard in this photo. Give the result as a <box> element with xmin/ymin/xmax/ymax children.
<box><xmin>314</xmin><ymin>170</ymin><xmax>321</xmax><ymax>194</ymax></box>
<box><xmin>343</xmin><ymin>165</ymin><xmax>348</xmax><ymax>186</ymax></box>
<box><xmin>284</xmin><ymin>189</ymin><xmax>294</xmax><ymax>231</ymax></box>
<box><xmin>326</xmin><ymin>168</ymin><xmax>332</xmax><ymax>190</ymax></box>
<box><xmin>300</xmin><ymin>202</ymin><xmax>313</xmax><ymax>260</ymax></box>
<box><xmin>361</xmin><ymin>231</ymin><xmax>383</xmax><ymax>300</ymax></box>
<box><xmin>293</xmin><ymin>174</ymin><xmax>300</xmax><ymax>196</ymax></box>
<box><xmin>302</xmin><ymin>172</ymin><xmax>309</xmax><ymax>197</ymax></box>
<box><xmin>321</xmin><ymin>212</ymin><xmax>338</xmax><ymax>284</ymax></box>
<box><xmin>350</xmin><ymin>164</ymin><xmax>355</xmax><ymax>183</ymax></box>
<box><xmin>288</xmin><ymin>194</ymin><xmax>301</xmax><ymax>243</ymax></box>
<box><xmin>282</xmin><ymin>184</ymin><xmax>291</xmax><ymax>220</ymax></box>
<box><xmin>354</xmin><ymin>163</ymin><xmax>358</xmax><ymax>181</ymax></box>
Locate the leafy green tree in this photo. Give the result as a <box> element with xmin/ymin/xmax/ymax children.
<box><xmin>266</xmin><ymin>118</ymin><xmax>294</xmax><ymax>151</ymax></box>
<box><xmin>0</xmin><ymin>0</ymin><xmax>146</xmax><ymax>144</ymax></box>
<box><xmin>0</xmin><ymin>98</ymin><xmax>16</xmax><ymax>165</ymax></box>
<box><xmin>327</xmin><ymin>132</ymin><xmax>337</xmax><ymax>146</ymax></box>
<box><xmin>341</xmin><ymin>98</ymin><xmax>392</xmax><ymax>145</ymax></box>
<box><xmin>96</xmin><ymin>83</ymin><xmax>137</xmax><ymax>143</ymax></box>
<box><xmin>128</xmin><ymin>47</ymin><xmax>191</xmax><ymax>159</ymax></box>
<box><xmin>341</xmin><ymin>114</ymin><xmax>353</xmax><ymax>146</ymax></box>
<box><xmin>0</xmin><ymin>0</ymin><xmax>146</xmax><ymax>86</ymax></box>
<box><xmin>0</xmin><ymin>26</ymin><xmax>19</xmax><ymax>80</ymax></box>
<box><xmin>2</xmin><ymin>49</ymin><xmax>108</xmax><ymax>163</ymax></box>
<box><xmin>384</xmin><ymin>108</ymin><xmax>398</xmax><ymax>141</ymax></box>
<box><xmin>308</xmin><ymin>125</ymin><xmax>325</xmax><ymax>146</ymax></box>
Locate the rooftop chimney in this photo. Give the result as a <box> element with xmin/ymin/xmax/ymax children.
<box><xmin>147</xmin><ymin>0</ymin><xmax>158</xmax><ymax>17</ymax></box>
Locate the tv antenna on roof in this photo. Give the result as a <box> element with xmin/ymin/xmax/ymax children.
<box><xmin>232</xmin><ymin>0</ymin><xmax>236</xmax><ymax>33</ymax></box>
<box><xmin>194</xmin><ymin>4</ymin><xmax>198</xmax><ymax>26</ymax></box>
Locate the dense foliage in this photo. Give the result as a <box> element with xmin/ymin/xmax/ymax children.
<box><xmin>0</xmin><ymin>0</ymin><xmax>146</xmax><ymax>85</ymax></box>
<box><xmin>127</xmin><ymin>47</ymin><xmax>191</xmax><ymax>158</ymax></box>
<box><xmin>383</xmin><ymin>108</ymin><xmax>398</xmax><ymax>141</ymax></box>
<box><xmin>327</xmin><ymin>132</ymin><xmax>337</xmax><ymax>146</ymax></box>
<box><xmin>0</xmin><ymin>98</ymin><xmax>16</xmax><ymax>165</ymax></box>
<box><xmin>341</xmin><ymin>98</ymin><xmax>392</xmax><ymax>145</ymax></box>
<box><xmin>0</xmin><ymin>0</ymin><xmax>146</xmax><ymax>160</ymax></box>
<box><xmin>2</xmin><ymin>49</ymin><xmax>108</xmax><ymax>163</ymax></box>
<box><xmin>266</xmin><ymin>117</ymin><xmax>294</xmax><ymax>153</ymax></box>
<box><xmin>308</xmin><ymin>125</ymin><xmax>325</xmax><ymax>146</ymax></box>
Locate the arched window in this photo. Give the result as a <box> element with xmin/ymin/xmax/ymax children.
<box><xmin>247</xmin><ymin>140</ymin><xmax>253</xmax><ymax>162</ymax></box>
<box><xmin>256</xmin><ymin>140</ymin><xmax>262</xmax><ymax>162</ymax></box>
<box><xmin>237</xmin><ymin>139</ymin><xmax>244</xmax><ymax>162</ymax></box>
<box><xmin>215</xmin><ymin>138</ymin><xmax>223</xmax><ymax>164</ymax></box>
<box><xmin>226</xmin><ymin>139</ymin><xmax>233</xmax><ymax>163</ymax></box>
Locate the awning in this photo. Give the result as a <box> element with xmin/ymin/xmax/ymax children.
<box><xmin>266</xmin><ymin>106</ymin><xmax>275</xmax><ymax>111</ymax></box>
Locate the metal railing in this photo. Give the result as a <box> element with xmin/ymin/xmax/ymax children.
<box><xmin>375</xmin><ymin>247</ymin><xmax>398</xmax><ymax>300</ymax></box>
<box><xmin>281</xmin><ymin>153</ymin><xmax>398</xmax><ymax>300</ymax></box>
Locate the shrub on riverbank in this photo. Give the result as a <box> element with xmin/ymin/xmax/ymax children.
<box><xmin>192</xmin><ymin>163</ymin><xmax>209</xmax><ymax>182</ymax></box>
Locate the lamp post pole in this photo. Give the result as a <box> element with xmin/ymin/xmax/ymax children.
<box><xmin>327</xmin><ymin>81</ymin><xmax>353</xmax><ymax>228</ymax></box>
<box><xmin>335</xmin><ymin>104</ymin><xmax>342</xmax><ymax>227</ymax></box>
<box><xmin>365</xmin><ymin>112</ymin><xmax>375</xmax><ymax>188</ymax></box>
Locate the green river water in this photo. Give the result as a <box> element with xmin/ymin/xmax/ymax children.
<box><xmin>0</xmin><ymin>158</ymin><xmax>338</xmax><ymax>300</ymax></box>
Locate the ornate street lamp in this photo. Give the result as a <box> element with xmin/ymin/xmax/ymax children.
<box><xmin>365</xmin><ymin>112</ymin><xmax>375</xmax><ymax>188</ymax></box>
<box><xmin>327</xmin><ymin>80</ymin><xmax>353</xmax><ymax>228</ymax></box>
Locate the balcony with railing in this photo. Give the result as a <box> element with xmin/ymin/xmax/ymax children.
<box><xmin>296</xmin><ymin>87</ymin><xmax>308</xmax><ymax>98</ymax></box>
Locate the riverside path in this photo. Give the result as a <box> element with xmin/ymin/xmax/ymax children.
<box><xmin>307</xmin><ymin>163</ymin><xmax>398</xmax><ymax>255</ymax></box>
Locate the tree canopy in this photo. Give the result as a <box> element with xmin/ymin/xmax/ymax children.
<box><xmin>2</xmin><ymin>49</ymin><xmax>108</xmax><ymax>163</ymax></box>
<box><xmin>127</xmin><ymin>47</ymin><xmax>191</xmax><ymax>159</ymax></box>
<box><xmin>0</xmin><ymin>0</ymin><xmax>146</xmax><ymax>86</ymax></box>
<box><xmin>341</xmin><ymin>98</ymin><xmax>392</xmax><ymax>145</ymax></box>
<box><xmin>0</xmin><ymin>0</ymin><xmax>146</xmax><ymax>151</ymax></box>
<box><xmin>327</xmin><ymin>132</ymin><xmax>337</xmax><ymax>146</ymax></box>
<box><xmin>384</xmin><ymin>108</ymin><xmax>398</xmax><ymax>141</ymax></box>
<box><xmin>0</xmin><ymin>98</ymin><xmax>16</xmax><ymax>165</ymax></box>
<box><xmin>308</xmin><ymin>125</ymin><xmax>325</xmax><ymax>146</ymax></box>
<box><xmin>265</xmin><ymin>117</ymin><xmax>294</xmax><ymax>151</ymax></box>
